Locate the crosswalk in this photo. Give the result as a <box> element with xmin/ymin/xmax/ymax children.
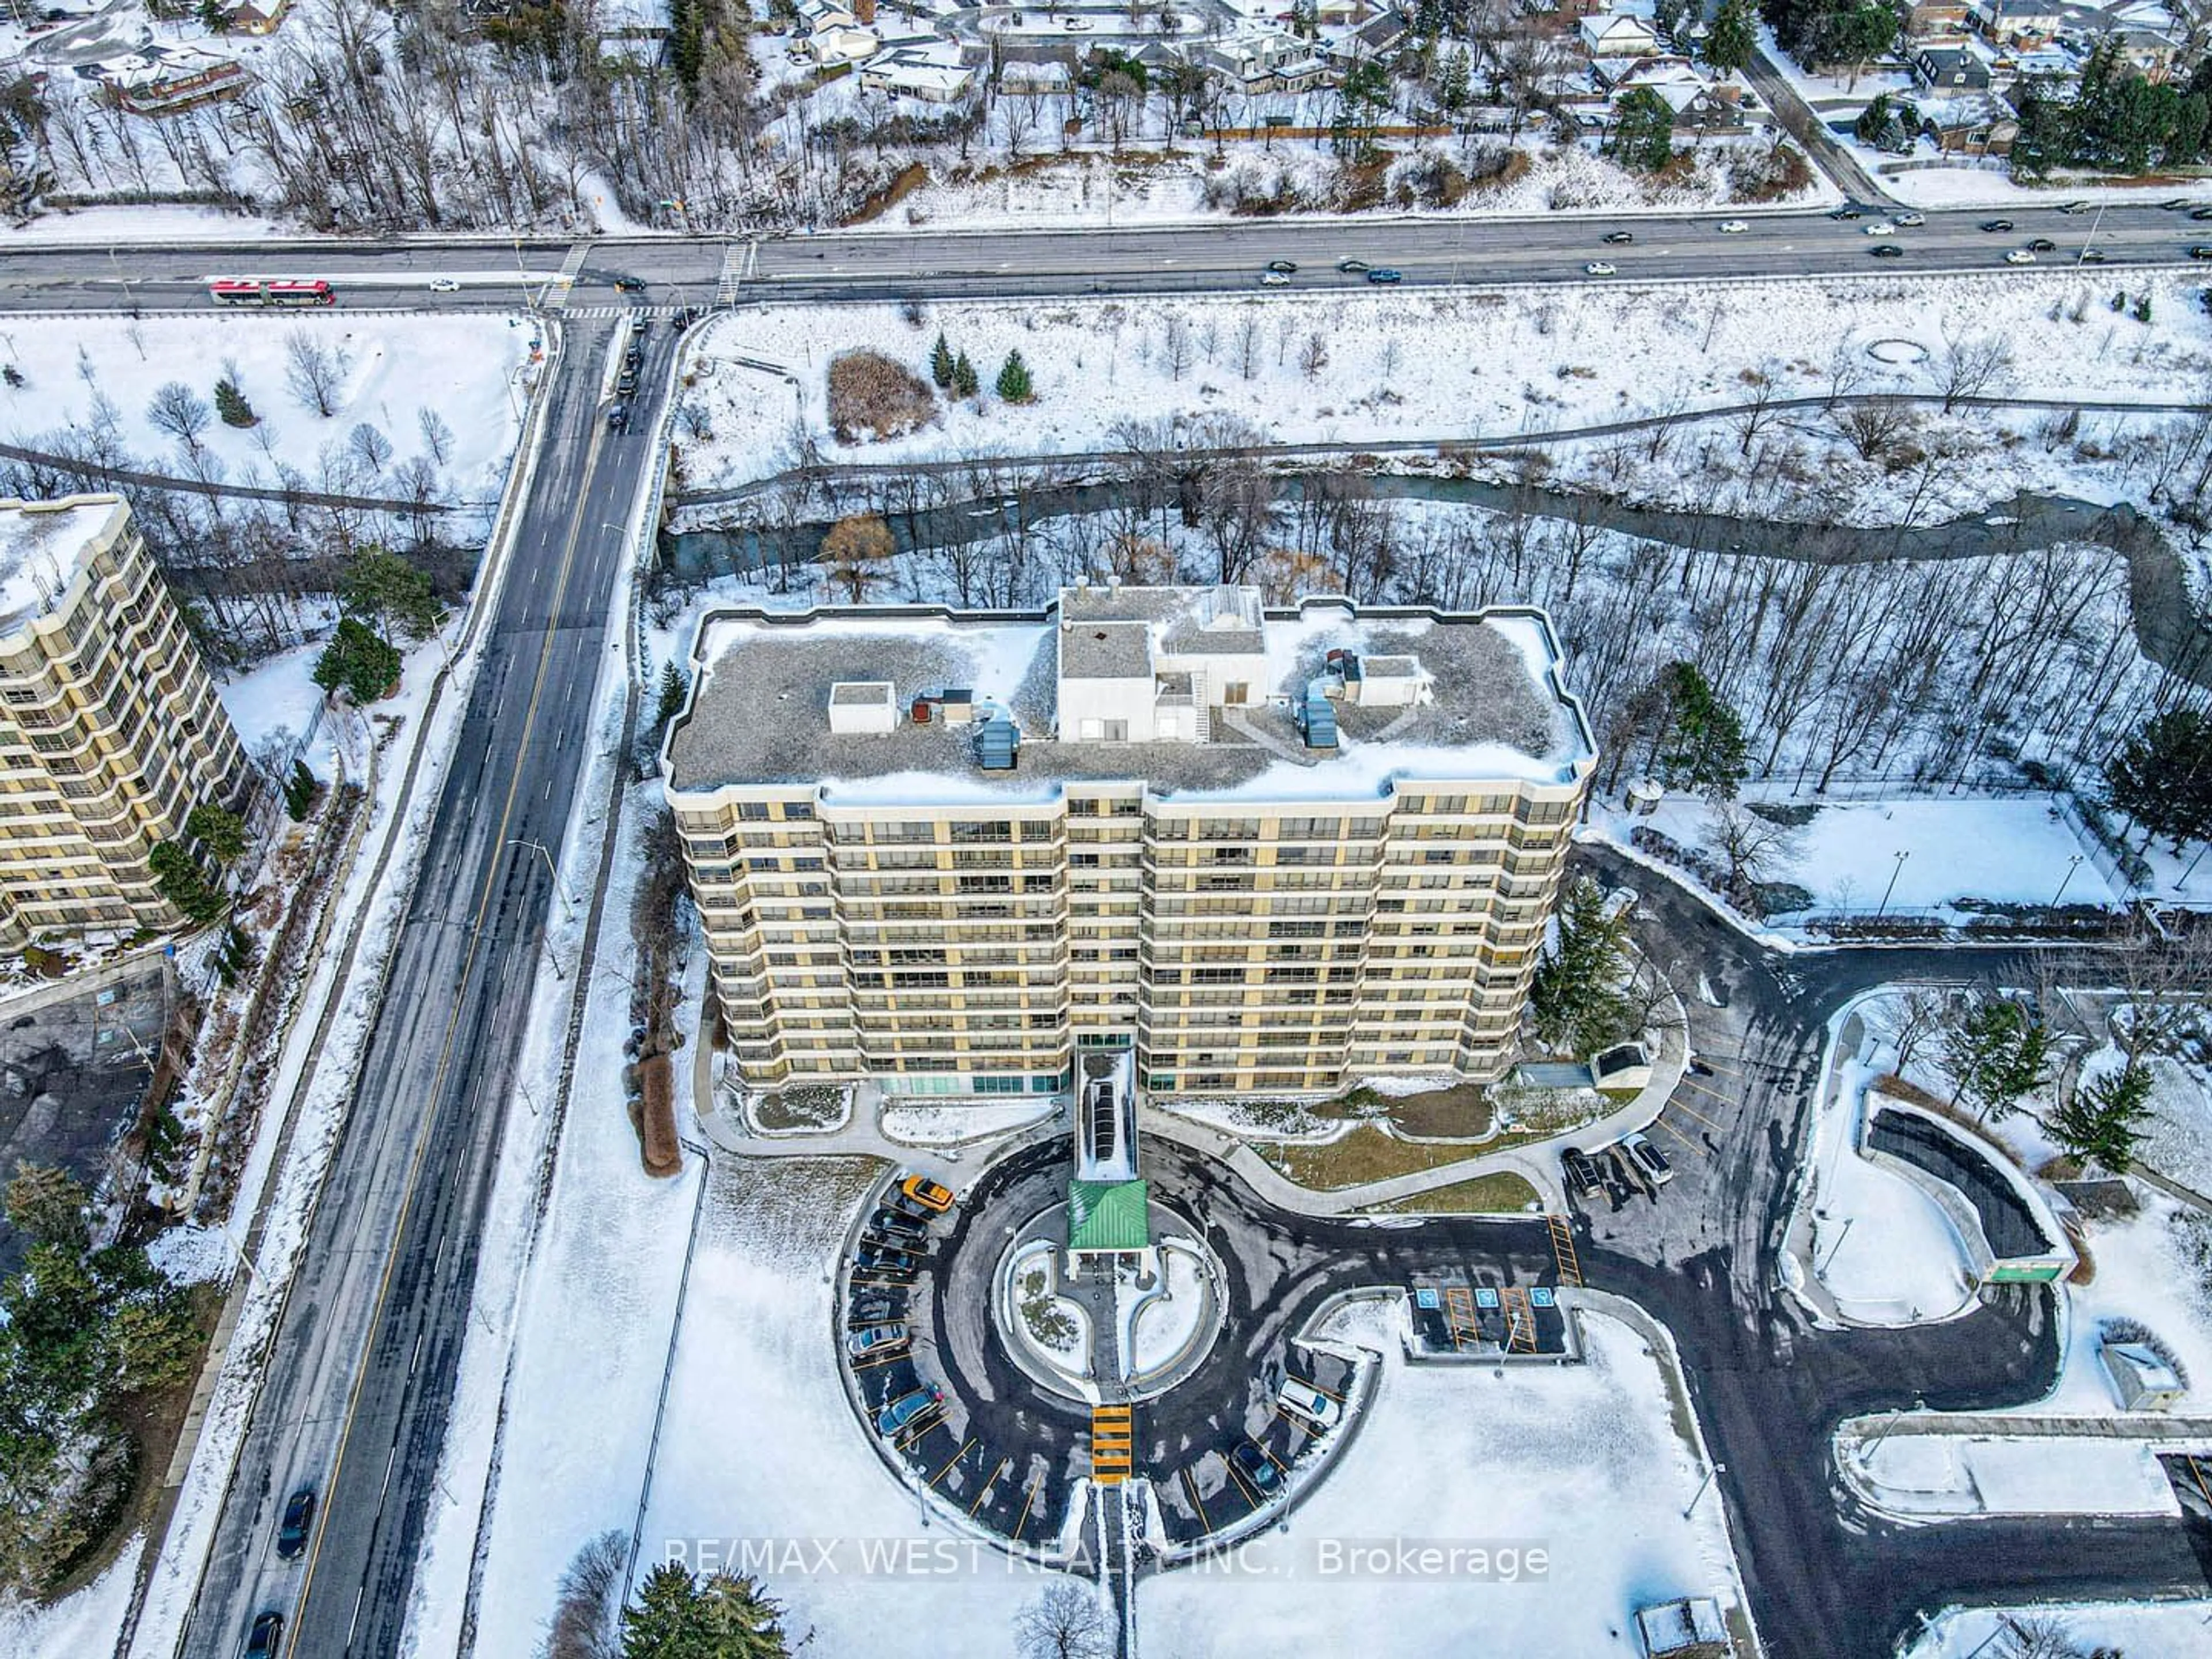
<box><xmin>1089</xmin><ymin>1403</ymin><xmax>1132</xmax><ymax>1486</ymax></box>
<box><xmin>563</xmin><ymin>303</ymin><xmax>691</xmax><ymax>320</ymax></box>
<box><xmin>715</xmin><ymin>240</ymin><xmax>754</xmax><ymax>306</ymax></box>
<box><xmin>543</xmin><ymin>241</ymin><xmax>593</xmax><ymax>310</ymax></box>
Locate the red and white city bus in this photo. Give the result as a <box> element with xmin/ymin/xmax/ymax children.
<box><xmin>207</xmin><ymin>278</ymin><xmax>336</xmax><ymax>307</ymax></box>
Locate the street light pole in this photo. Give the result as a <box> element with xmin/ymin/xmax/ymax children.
<box><xmin>1875</xmin><ymin>849</ymin><xmax>1909</xmax><ymax>918</ymax></box>
<box><xmin>1681</xmin><ymin>1461</ymin><xmax>1725</xmax><ymax>1519</ymax></box>
<box><xmin>507</xmin><ymin>837</ymin><xmax>575</xmax><ymax>920</ymax></box>
<box><xmin>2052</xmin><ymin>853</ymin><xmax>2084</xmax><ymax>908</ymax></box>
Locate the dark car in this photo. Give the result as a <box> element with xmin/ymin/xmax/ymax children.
<box><xmin>1829</xmin><ymin>204</ymin><xmax>1862</xmax><ymax>220</ymax></box>
<box><xmin>1980</xmin><ymin>218</ymin><xmax>2014</xmax><ymax>232</ymax></box>
<box><xmin>1602</xmin><ymin>229</ymin><xmax>1635</xmax><ymax>244</ymax></box>
<box><xmin>1560</xmin><ymin>1146</ymin><xmax>1604</xmax><ymax>1199</ymax></box>
<box><xmin>876</xmin><ymin>1387</ymin><xmax>940</xmax><ymax>1435</ymax></box>
<box><xmin>2192</xmin><ymin>206</ymin><xmax>2212</xmax><ymax>221</ymax></box>
<box><xmin>1365</xmin><ymin>267</ymin><xmax>1403</xmax><ymax>284</ymax></box>
<box><xmin>616</xmin><ymin>372</ymin><xmax>639</xmax><ymax>396</ymax></box>
<box><xmin>2079</xmin><ymin>247</ymin><xmax>2108</xmax><ymax>263</ymax></box>
<box><xmin>1870</xmin><ymin>244</ymin><xmax>1903</xmax><ymax>258</ymax></box>
<box><xmin>2191</xmin><ymin>245</ymin><xmax>2212</xmax><ymax>260</ymax></box>
<box><xmin>1229</xmin><ymin>1441</ymin><xmax>1279</xmax><ymax>1493</ymax></box>
<box><xmin>869</xmin><ymin>1209</ymin><xmax>927</xmax><ymax>1243</ymax></box>
<box><xmin>276</xmin><ymin>1487</ymin><xmax>316</xmax><ymax>1559</ymax></box>
<box><xmin>1266</xmin><ymin>259</ymin><xmax>1298</xmax><ymax>274</ymax></box>
<box><xmin>607</xmin><ymin>402</ymin><xmax>630</xmax><ymax>431</ymax></box>
<box><xmin>612</xmin><ymin>275</ymin><xmax>647</xmax><ymax>292</ymax></box>
<box><xmin>2027</xmin><ymin>237</ymin><xmax>2056</xmax><ymax>252</ymax></box>
<box><xmin>245</xmin><ymin>1613</ymin><xmax>284</xmax><ymax>1658</ymax></box>
<box><xmin>624</xmin><ymin>346</ymin><xmax>643</xmax><ymax>369</ymax></box>
<box><xmin>857</xmin><ymin>1242</ymin><xmax>921</xmax><ymax>1275</ymax></box>
<box><xmin>1336</xmin><ymin>257</ymin><xmax>1369</xmax><ymax>272</ymax></box>
<box><xmin>882</xmin><ymin>1191</ymin><xmax>935</xmax><ymax>1225</ymax></box>
<box><xmin>847</xmin><ymin>1291</ymin><xmax>906</xmax><ymax>1327</ymax></box>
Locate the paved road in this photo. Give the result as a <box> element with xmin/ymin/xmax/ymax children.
<box><xmin>181</xmin><ymin>304</ymin><xmax>671</xmax><ymax>1659</ymax></box>
<box><xmin>0</xmin><ymin>202</ymin><xmax>2205</xmax><ymax>315</ymax></box>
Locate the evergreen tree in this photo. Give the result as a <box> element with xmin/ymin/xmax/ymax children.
<box><xmin>930</xmin><ymin>332</ymin><xmax>956</xmax><ymax>388</ymax></box>
<box><xmin>284</xmin><ymin>759</ymin><xmax>320</xmax><ymax>822</ymax></box>
<box><xmin>622</xmin><ymin>1563</ymin><xmax>788</xmax><ymax>1658</ymax></box>
<box><xmin>994</xmin><ymin>349</ymin><xmax>1035</xmax><ymax>403</ymax></box>
<box><xmin>185</xmin><ymin>804</ymin><xmax>247</xmax><ymax>865</ymax></box>
<box><xmin>1528</xmin><ymin>879</ymin><xmax>1633</xmax><ymax>1055</ymax></box>
<box><xmin>213</xmin><ymin>377</ymin><xmax>257</xmax><ymax>428</ymax></box>
<box><xmin>149</xmin><ymin>843</ymin><xmax>226</xmax><ymax>926</ymax></box>
<box><xmin>1606</xmin><ymin>87</ymin><xmax>1675</xmax><ymax>173</ymax></box>
<box><xmin>1438</xmin><ymin>47</ymin><xmax>1471</xmax><ymax>113</ymax></box>
<box><xmin>2050</xmin><ymin>1060</ymin><xmax>2154</xmax><ymax>1173</ymax></box>
<box><xmin>656</xmin><ymin>662</ymin><xmax>691</xmax><ymax>726</ymax></box>
<box><xmin>1942</xmin><ymin>995</ymin><xmax>2054</xmax><ymax>1123</ymax></box>
<box><xmin>313</xmin><ymin>616</ymin><xmax>404</xmax><ymax>705</ymax></box>
<box><xmin>1703</xmin><ymin>0</ymin><xmax>1756</xmax><ymax>73</ymax></box>
<box><xmin>1643</xmin><ymin>662</ymin><xmax>1748</xmax><ymax>800</ymax></box>
<box><xmin>1330</xmin><ymin>57</ymin><xmax>1392</xmax><ymax>164</ymax></box>
<box><xmin>2104</xmin><ymin>706</ymin><xmax>2212</xmax><ymax>849</ymax></box>
<box><xmin>4</xmin><ymin>1165</ymin><xmax>90</xmax><ymax>1253</ymax></box>
<box><xmin>952</xmin><ymin>351</ymin><xmax>980</xmax><ymax>399</ymax></box>
<box><xmin>342</xmin><ymin>547</ymin><xmax>444</xmax><ymax>642</ymax></box>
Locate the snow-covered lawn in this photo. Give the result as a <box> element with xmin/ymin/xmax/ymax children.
<box><xmin>0</xmin><ymin>310</ymin><xmax>532</xmax><ymax>500</ymax></box>
<box><xmin>681</xmin><ymin>271</ymin><xmax>2212</xmax><ymax>497</ymax></box>
<box><xmin>1138</xmin><ymin>1309</ymin><xmax>1749</xmax><ymax>1657</ymax></box>
<box><xmin>0</xmin><ymin>1543</ymin><xmax>141</xmax><ymax>1659</ymax></box>
<box><xmin>881</xmin><ymin>1099</ymin><xmax>1058</xmax><ymax>1145</ymax></box>
<box><xmin>1850</xmin><ymin>1433</ymin><xmax>2180</xmax><ymax>1519</ymax></box>
<box><xmin>1908</xmin><ymin>1600</ymin><xmax>2212</xmax><ymax>1658</ymax></box>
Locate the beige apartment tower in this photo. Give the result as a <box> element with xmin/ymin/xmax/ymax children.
<box><xmin>0</xmin><ymin>495</ymin><xmax>248</xmax><ymax>944</ymax></box>
<box><xmin>662</xmin><ymin>586</ymin><xmax>1596</xmax><ymax>1101</ymax></box>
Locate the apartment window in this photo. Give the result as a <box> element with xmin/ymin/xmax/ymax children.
<box><xmin>974</xmin><ymin>1075</ymin><xmax>1025</xmax><ymax>1095</ymax></box>
<box><xmin>1103</xmin><ymin>720</ymin><xmax>1128</xmax><ymax>742</ymax></box>
<box><xmin>952</xmin><ymin>820</ymin><xmax>1012</xmax><ymax>843</ymax></box>
<box><xmin>739</xmin><ymin>802</ymin><xmax>771</xmax><ymax>821</ymax></box>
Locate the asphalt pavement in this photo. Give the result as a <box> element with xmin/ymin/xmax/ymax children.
<box><xmin>181</xmin><ymin>301</ymin><xmax>672</xmax><ymax>1659</ymax></box>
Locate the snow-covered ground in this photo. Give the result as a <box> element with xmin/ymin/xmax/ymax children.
<box><xmin>881</xmin><ymin>1099</ymin><xmax>1058</xmax><ymax>1145</ymax></box>
<box><xmin>1848</xmin><ymin>1432</ymin><xmax>2181</xmax><ymax>1519</ymax></box>
<box><xmin>1908</xmin><ymin>1599</ymin><xmax>2212</xmax><ymax>1657</ymax></box>
<box><xmin>0</xmin><ymin>311</ymin><xmax>533</xmax><ymax>501</ymax></box>
<box><xmin>0</xmin><ymin>1542</ymin><xmax>142</xmax><ymax>1659</ymax></box>
<box><xmin>680</xmin><ymin>271</ymin><xmax>2212</xmax><ymax>498</ymax></box>
<box><xmin>1138</xmin><ymin>1308</ymin><xmax>1751</xmax><ymax>1657</ymax></box>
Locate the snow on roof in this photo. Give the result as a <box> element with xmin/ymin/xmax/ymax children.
<box><xmin>666</xmin><ymin>596</ymin><xmax>1591</xmax><ymax>808</ymax></box>
<box><xmin>0</xmin><ymin>495</ymin><xmax>118</xmax><ymax>637</ymax></box>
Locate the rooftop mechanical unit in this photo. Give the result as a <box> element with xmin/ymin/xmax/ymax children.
<box><xmin>975</xmin><ymin>718</ymin><xmax>1020</xmax><ymax>770</ymax></box>
<box><xmin>1297</xmin><ymin>685</ymin><xmax>1339</xmax><ymax>750</ymax></box>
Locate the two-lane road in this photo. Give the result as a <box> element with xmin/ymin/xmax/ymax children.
<box><xmin>182</xmin><ymin>304</ymin><xmax>673</xmax><ymax>1659</ymax></box>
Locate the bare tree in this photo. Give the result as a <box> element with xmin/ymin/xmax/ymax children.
<box><xmin>1937</xmin><ymin>330</ymin><xmax>2015</xmax><ymax>413</ymax></box>
<box><xmin>1732</xmin><ymin>360</ymin><xmax>1786</xmax><ymax>457</ymax></box>
<box><xmin>1163</xmin><ymin>317</ymin><xmax>1195</xmax><ymax>382</ymax></box>
<box><xmin>347</xmin><ymin>421</ymin><xmax>393</xmax><ymax>475</ymax></box>
<box><xmin>284</xmin><ymin>331</ymin><xmax>345</xmax><ymax>418</ymax></box>
<box><xmin>1234</xmin><ymin>311</ymin><xmax>1263</xmax><ymax>381</ymax></box>
<box><xmin>1704</xmin><ymin>802</ymin><xmax>1797</xmax><ymax>908</ymax></box>
<box><xmin>537</xmin><ymin>1529</ymin><xmax>626</xmax><ymax>1659</ymax></box>
<box><xmin>1888</xmin><ymin>988</ymin><xmax>1948</xmax><ymax>1073</ymax></box>
<box><xmin>1298</xmin><ymin>330</ymin><xmax>1330</xmax><ymax>381</ymax></box>
<box><xmin>1014</xmin><ymin>1581</ymin><xmax>1111</xmax><ymax>1659</ymax></box>
<box><xmin>416</xmin><ymin>406</ymin><xmax>454</xmax><ymax>466</ymax></box>
<box><xmin>146</xmin><ymin>381</ymin><xmax>212</xmax><ymax>453</ymax></box>
<box><xmin>1834</xmin><ymin>401</ymin><xmax>1915</xmax><ymax>463</ymax></box>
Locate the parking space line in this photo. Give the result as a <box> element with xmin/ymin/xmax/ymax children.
<box><xmin>2186</xmin><ymin>1453</ymin><xmax>2212</xmax><ymax>1510</ymax></box>
<box><xmin>1692</xmin><ymin>1058</ymin><xmax>1744</xmax><ymax>1077</ymax></box>
<box><xmin>969</xmin><ymin>1456</ymin><xmax>1010</xmax><ymax>1516</ymax></box>
<box><xmin>1222</xmin><ymin>1460</ymin><xmax>1262</xmax><ymax>1507</ymax></box>
<box><xmin>1012</xmin><ymin>1476</ymin><xmax>1043</xmax><ymax>1540</ymax></box>
<box><xmin>1679</xmin><ymin>1077</ymin><xmax>1739</xmax><ymax>1109</ymax></box>
<box><xmin>1275</xmin><ymin>1410</ymin><xmax>1319</xmax><ymax>1444</ymax></box>
<box><xmin>851</xmin><ymin>1348</ymin><xmax>908</xmax><ymax>1370</ymax></box>
<box><xmin>1652</xmin><ymin>1118</ymin><xmax>1708</xmax><ymax>1157</ymax></box>
<box><xmin>1304</xmin><ymin>1375</ymin><xmax>1348</xmax><ymax>1403</ymax></box>
<box><xmin>1181</xmin><ymin>1465</ymin><xmax>1212</xmax><ymax>1532</ymax></box>
<box><xmin>929</xmin><ymin>1438</ymin><xmax>976</xmax><ymax>1487</ymax></box>
<box><xmin>894</xmin><ymin>1410</ymin><xmax>945</xmax><ymax>1454</ymax></box>
<box><xmin>1666</xmin><ymin>1094</ymin><xmax>1725</xmax><ymax>1131</ymax></box>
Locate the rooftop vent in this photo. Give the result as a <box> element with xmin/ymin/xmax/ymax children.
<box><xmin>828</xmin><ymin>680</ymin><xmax>896</xmax><ymax>734</ymax></box>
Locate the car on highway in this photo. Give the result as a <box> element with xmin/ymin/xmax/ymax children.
<box><xmin>606</xmin><ymin>402</ymin><xmax>630</xmax><ymax>431</ymax></box>
<box><xmin>1717</xmin><ymin>219</ymin><xmax>1749</xmax><ymax>234</ymax></box>
<box><xmin>2055</xmin><ymin>199</ymin><xmax>2091</xmax><ymax>214</ymax></box>
<box><xmin>1259</xmin><ymin>270</ymin><xmax>1291</xmax><ymax>286</ymax></box>
<box><xmin>1277</xmin><ymin>1376</ymin><xmax>1343</xmax><ymax>1429</ymax></box>
<box><xmin>1602</xmin><ymin>230</ymin><xmax>1635</xmax><ymax>244</ymax></box>
<box><xmin>876</xmin><ymin>1387</ymin><xmax>941</xmax><ymax>1436</ymax></box>
<box><xmin>1863</xmin><ymin>222</ymin><xmax>1896</xmax><ymax>236</ymax></box>
<box><xmin>1893</xmin><ymin>211</ymin><xmax>1926</xmax><ymax>226</ymax></box>
<box><xmin>2079</xmin><ymin>248</ymin><xmax>2109</xmax><ymax>263</ymax></box>
<box><xmin>1365</xmin><ymin>267</ymin><xmax>1403</xmax><ymax>284</ymax></box>
<box><xmin>869</xmin><ymin>1208</ymin><xmax>928</xmax><ymax>1243</ymax></box>
<box><xmin>847</xmin><ymin>1322</ymin><xmax>910</xmax><ymax>1359</ymax></box>
<box><xmin>276</xmin><ymin>1487</ymin><xmax>316</xmax><ymax>1559</ymax></box>
<box><xmin>612</xmin><ymin>275</ymin><xmax>646</xmax><ymax>292</ymax></box>
<box><xmin>1870</xmin><ymin>244</ymin><xmax>1903</xmax><ymax>259</ymax></box>
<box><xmin>2005</xmin><ymin>249</ymin><xmax>2037</xmax><ymax>264</ymax></box>
<box><xmin>429</xmin><ymin>278</ymin><xmax>461</xmax><ymax>293</ymax></box>
<box><xmin>1229</xmin><ymin>1440</ymin><xmax>1280</xmax><ymax>1493</ymax></box>
<box><xmin>1266</xmin><ymin>259</ymin><xmax>1298</xmax><ymax>274</ymax></box>
<box><xmin>1828</xmin><ymin>204</ymin><xmax>1862</xmax><ymax>220</ymax></box>
<box><xmin>1622</xmin><ymin>1131</ymin><xmax>1673</xmax><ymax>1187</ymax></box>
<box><xmin>1584</xmin><ymin>261</ymin><xmax>1617</xmax><ymax>276</ymax></box>
<box><xmin>1336</xmin><ymin>256</ymin><xmax>1369</xmax><ymax>272</ymax></box>
<box><xmin>1980</xmin><ymin>218</ymin><xmax>2014</xmax><ymax>232</ymax></box>
<box><xmin>2027</xmin><ymin>237</ymin><xmax>2056</xmax><ymax>252</ymax></box>
<box><xmin>2193</xmin><ymin>206</ymin><xmax>2212</xmax><ymax>221</ymax></box>
<box><xmin>245</xmin><ymin>1613</ymin><xmax>285</xmax><ymax>1657</ymax></box>
<box><xmin>2191</xmin><ymin>245</ymin><xmax>2212</xmax><ymax>260</ymax></box>
<box><xmin>1560</xmin><ymin>1146</ymin><xmax>1604</xmax><ymax>1199</ymax></box>
<box><xmin>901</xmin><ymin>1175</ymin><xmax>956</xmax><ymax>1213</ymax></box>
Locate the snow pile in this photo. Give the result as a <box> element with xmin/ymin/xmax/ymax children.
<box><xmin>881</xmin><ymin>1099</ymin><xmax>1058</xmax><ymax>1145</ymax></box>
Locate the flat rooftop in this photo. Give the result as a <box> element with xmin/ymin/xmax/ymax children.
<box><xmin>0</xmin><ymin>497</ymin><xmax>119</xmax><ymax>638</ymax></box>
<box><xmin>666</xmin><ymin>597</ymin><xmax>1592</xmax><ymax>807</ymax></box>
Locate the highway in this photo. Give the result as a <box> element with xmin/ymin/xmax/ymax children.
<box><xmin>179</xmin><ymin>301</ymin><xmax>673</xmax><ymax>1659</ymax></box>
<box><xmin>1</xmin><ymin>201</ymin><xmax>2208</xmax><ymax>314</ymax></box>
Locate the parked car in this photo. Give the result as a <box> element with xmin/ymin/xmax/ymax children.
<box><xmin>1980</xmin><ymin>218</ymin><xmax>2014</xmax><ymax>232</ymax></box>
<box><xmin>882</xmin><ymin>1191</ymin><xmax>937</xmax><ymax>1224</ymax></box>
<box><xmin>1602</xmin><ymin>230</ymin><xmax>1635</xmax><ymax>244</ymax></box>
<box><xmin>1893</xmin><ymin>211</ymin><xmax>1926</xmax><ymax>226</ymax></box>
<box><xmin>616</xmin><ymin>373</ymin><xmax>639</xmax><ymax>396</ymax></box>
<box><xmin>1259</xmin><ymin>270</ymin><xmax>1290</xmax><ymax>286</ymax></box>
<box><xmin>1716</xmin><ymin>219</ymin><xmax>1749</xmax><ymax>234</ymax></box>
<box><xmin>245</xmin><ymin>1614</ymin><xmax>285</xmax><ymax>1658</ymax></box>
<box><xmin>847</xmin><ymin>1322</ymin><xmax>909</xmax><ymax>1359</ymax></box>
<box><xmin>1584</xmin><ymin>261</ymin><xmax>1617</xmax><ymax>276</ymax></box>
<box><xmin>1863</xmin><ymin>222</ymin><xmax>1896</xmax><ymax>237</ymax></box>
<box><xmin>1687</xmin><ymin>1059</ymin><xmax>1714</xmax><ymax>1079</ymax></box>
<box><xmin>901</xmin><ymin>1175</ymin><xmax>956</xmax><ymax>1213</ymax></box>
<box><xmin>847</xmin><ymin>1293</ymin><xmax>905</xmax><ymax>1328</ymax></box>
<box><xmin>1365</xmin><ymin>267</ymin><xmax>1403</xmax><ymax>284</ymax></box>
<box><xmin>606</xmin><ymin>402</ymin><xmax>630</xmax><ymax>430</ymax></box>
<box><xmin>1560</xmin><ymin>1146</ymin><xmax>1604</xmax><ymax>1199</ymax></box>
<box><xmin>429</xmin><ymin>277</ymin><xmax>461</xmax><ymax>293</ymax></box>
<box><xmin>859</xmin><ymin>1231</ymin><xmax>924</xmax><ymax>1263</ymax></box>
<box><xmin>1622</xmin><ymin>1131</ymin><xmax>1673</xmax><ymax>1187</ymax></box>
<box><xmin>869</xmin><ymin>1209</ymin><xmax>928</xmax><ymax>1243</ymax></box>
<box><xmin>1277</xmin><ymin>1375</ymin><xmax>1343</xmax><ymax>1429</ymax></box>
<box><xmin>2005</xmin><ymin>249</ymin><xmax>2037</xmax><ymax>264</ymax></box>
<box><xmin>2027</xmin><ymin>237</ymin><xmax>2056</xmax><ymax>252</ymax></box>
<box><xmin>876</xmin><ymin>1387</ymin><xmax>940</xmax><ymax>1436</ymax></box>
<box><xmin>276</xmin><ymin>1487</ymin><xmax>316</xmax><ymax>1559</ymax></box>
<box><xmin>856</xmin><ymin>1242</ymin><xmax>920</xmax><ymax>1276</ymax></box>
<box><xmin>1870</xmin><ymin>244</ymin><xmax>1903</xmax><ymax>259</ymax></box>
<box><xmin>1336</xmin><ymin>256</ymin><xmax>1369</xmax><ymax>272</ymax></box>
<box><xmin>1266</xmin><ymin>259</ymin><xmax>1298</xmax><ymax>274</ymax></box>
<box><xmin>1229</xmin><ymin>1440</ymin><xmax>1280</xmax><ymax>1492</ymax></box>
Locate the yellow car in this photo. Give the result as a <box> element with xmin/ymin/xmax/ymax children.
<box><xmin>900</xmin><ymin>1175</ymin><xmax>956</xmax><ymax>1213</ymax></box>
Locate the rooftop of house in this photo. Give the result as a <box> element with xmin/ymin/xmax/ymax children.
<box><xmin>665</xmin><ymin>589</ymin><xmax>1593</xmax><ymax>808</ymax></box>
<box><xmin>0</xmin><ymin>495</ymin><xmax>121</xmax><ymax>638</ymax></box>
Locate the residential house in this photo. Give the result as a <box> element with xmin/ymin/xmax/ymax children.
<box><xmin>1321</xmin><ymin>9</ymin><xmax>1409</xmax><ymax>62</ymax></box>
<box><xmin>1918</xmin><ymin>92</ymin><xmax>2020</xmax><ymax>153</ymax></box>
<box><xmin>859</xmin><ymin>43</ymin><xmax>977</xmax><ymax>101</ymax></box>
<box><xmin>107</xmin><ymin>47</ymin><xmax>250</xmax><ymax>116</ymax></box>
<box><xmin>2111</xmin><ymin>27</ymin><xmax>2181</xmax><ymax>81</ymax></box>
<box><xmin>1969</xmin><ymin>0</ymin><xmax>2067</xmax><ymax>46</ymax></box>
<box><xmin>1904</xmin><ymin>0</ymin><xmax>1970</xmax><ymax>37</ymax></box>
<box><xmin>1610</xmin><ymin>56</ymin><xmax>1744</xmax><ymax>130</ymax></box>
<box><xmin>1203</xmin><ymin>28</ymin><xmax>1334</xmax><ymax>94</ymax></box>
<box><xmin>1912</xmin><ymin>43</ymin><xmax>1994</xmax><ymax>89</ymax></box>
<box><xmin>220</xmin><ymin>0</ymin><xmax>290</xmax><ymax>33</ymax></box>
<box><xmin>1578</xmin><ymin>11</ymin><xmax>1660</xmax><ymax>57</ymax></box>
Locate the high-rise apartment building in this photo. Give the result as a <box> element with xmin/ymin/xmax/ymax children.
<box><xmin>662</xmin><ymin>585</ymin><xmax>1595</xmax><ymax>1100</ymax></box>
<box><xmin>0</xmin><ymin>494</ymin><xmax>248</xmax><ymax>944</ymax></box>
